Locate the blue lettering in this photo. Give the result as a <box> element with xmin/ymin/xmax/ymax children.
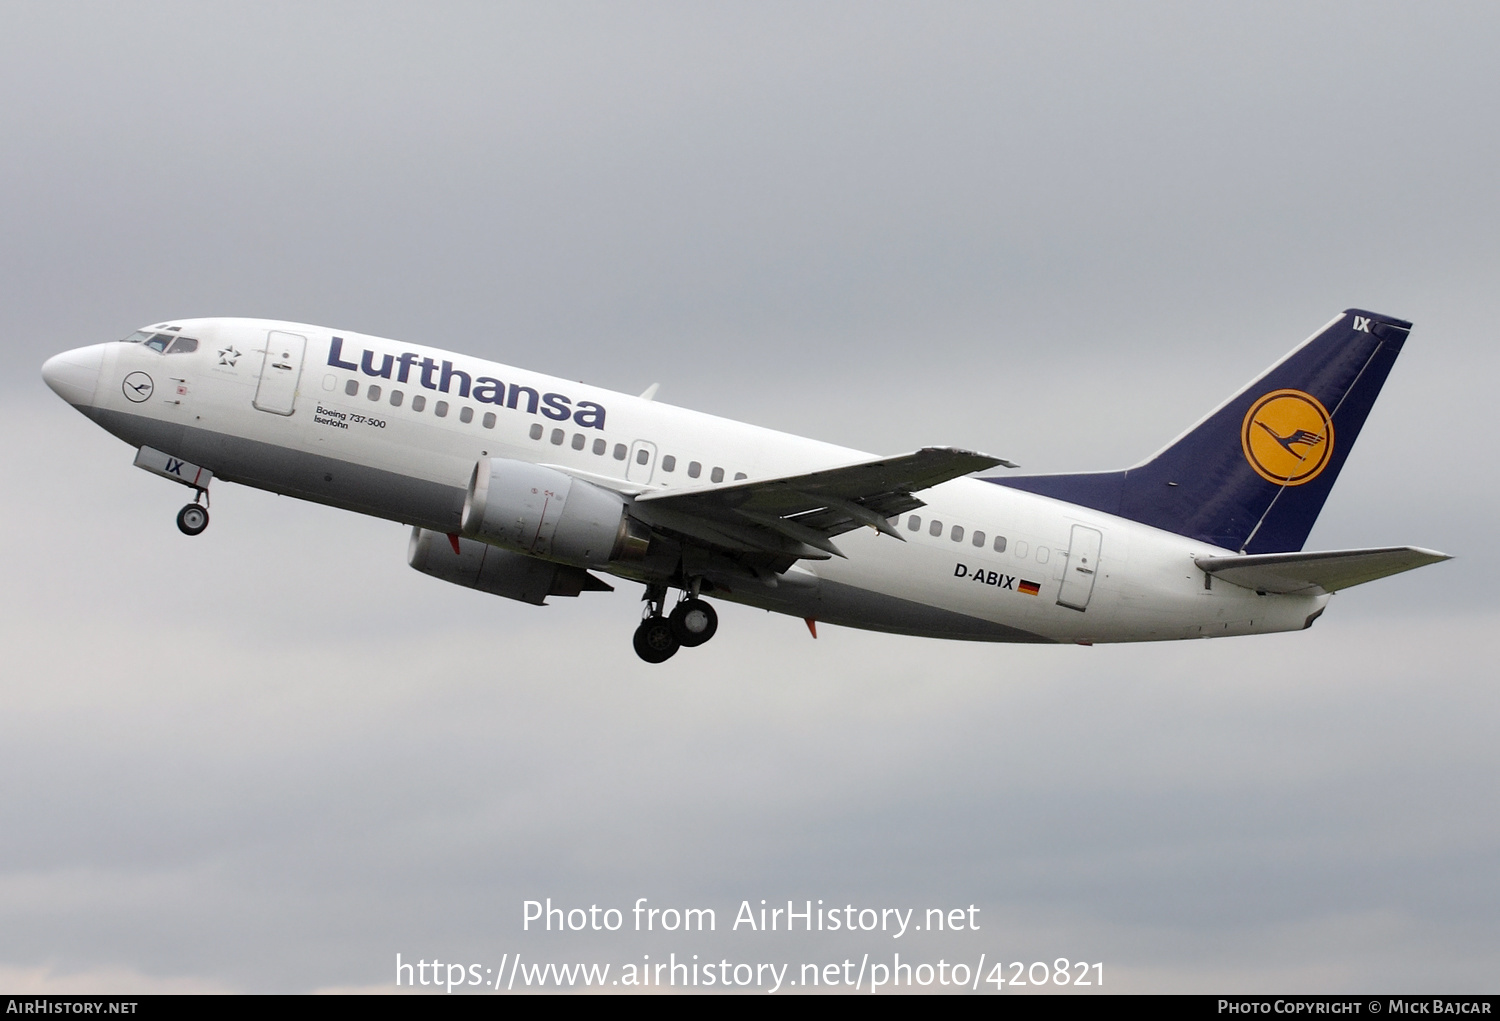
<box><xmin>573</xmin><ymin>401</ymin><xmax>606</xmax><ymax>429</ymax></box>
<box><xmin>439</xmin><ymin>361</ymin><xmax>472</xmax><ymax>398</ymax></box>
<box><xmin>331</xmin><ymin>341</ymin><xmax>611</xmax><ymax>424</ymax></box>
<box><xmin>327</xmin><ymin>336</ymin><xmax>358</xmax><ymax>371</ymax></box>
<box><xmin>165</xmin><ymin>458</ymin><xmax>184</xmax><ymax>476</ymax></box>
<box><xmin>361</xmin><ymin>350</ymin><xmax>394</xmax><ymax>379</ymax></box>
<box><xmin>507</xmin><ymin>385</ymin><xmax>539</xmax><ymax>414</ymax></box>
<box><xmin>474</xmin><ymin>377</ymin><xmax>505</xmax><ymax>404</ymax></box>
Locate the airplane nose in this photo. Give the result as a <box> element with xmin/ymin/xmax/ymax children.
<box><xmin>42</xmin><ymin>345</ymin><xmax>105</xmax><ymax>407</ymax></box>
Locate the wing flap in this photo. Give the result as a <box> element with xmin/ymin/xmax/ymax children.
<box><xmin>1196</xmin><ymin>546</ymin><xmax>1451</xmax><ymax>595</ymax></box>
<box><xmin>631</xmin><ymin>446</ymin><xmax>1011</xmax><ymax>562</ymax></box>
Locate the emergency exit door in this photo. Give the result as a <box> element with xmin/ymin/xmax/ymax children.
<box><xmin>626</xmin><ymin>440</ymin><xmax>657</xmax><ymax>484</ymax></box>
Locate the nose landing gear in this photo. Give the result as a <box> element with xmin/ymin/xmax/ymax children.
<box><xmin>176</xmin><ymin>489</ymin><xmax>210</xmax><ymax>536</ymax></box>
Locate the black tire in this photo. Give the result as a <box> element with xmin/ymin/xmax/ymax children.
<box><xmin>176</xmin><ymin>504</ymin><xmax>209</xmax><ymax>536</ymax></box>
<box><xmin>670</xmin><ymin>598</ymin><xmax>718</xmax><ymax>647</ymax></box>
<box><xmin>632</xmin><ymin>616</ymin><xmax>680</xmax><ymax>663</ymax></box>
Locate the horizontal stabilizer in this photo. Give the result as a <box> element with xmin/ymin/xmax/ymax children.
<box><xmin>1196</xmin><ymin>546</ymin><xmax>1450</xmax><ymax>595</ymax></box>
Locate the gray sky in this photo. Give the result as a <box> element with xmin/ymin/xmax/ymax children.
<box><xmin>2</xmin><ymin>1</ymin><xmax>1496</xmax><ymax>993</ymax></box>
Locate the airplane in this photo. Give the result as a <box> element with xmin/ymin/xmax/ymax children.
<box><xmin>40</xmin><ymin>308</ymin><xmax>1448</xmax><ymax>663</ymax></box>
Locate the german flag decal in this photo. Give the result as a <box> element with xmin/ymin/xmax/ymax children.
<box><xmin>1018</xmin><ymin>580</ymin><xmax>1041</xmax><ymax>596</ymax></box>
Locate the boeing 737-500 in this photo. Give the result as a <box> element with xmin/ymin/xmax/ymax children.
<box><xmin>41</xmin><ymin>309</ymin><xmax>1447</xmax><ymax>662</ymax></box>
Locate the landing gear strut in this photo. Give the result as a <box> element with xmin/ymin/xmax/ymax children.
<box><xmin>632</xmin><ymin>583</ymin><xmax>720</xmax><ymax>663</ymax></box>
<box><xmin>633</xmin><ymin>583</ymin><xmax>680</xmax><ymax>663</ymax></box>
<box><xmin>176</xmin><ymin>489</ymin><xmax>210</xmax><ymax>536</ymax></box>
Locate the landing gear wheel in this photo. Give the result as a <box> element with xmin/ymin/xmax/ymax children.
<box><xmin>176</xmin><ymin>503</ymin><xmax>209</xmax><ymax>536</ymax></box>
<box><xmin>633</xmin><ymin>616</ymin><xmax>680</xmax><ymax>663</ymax></box>
<box><xmin>670</xmin><ymin>598</ymin><xmax>718</xmax><ymax>647</ymax></box>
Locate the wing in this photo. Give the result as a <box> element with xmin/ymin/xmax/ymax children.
<box><xmin>628</xmin><ymin>446</ymin><xmax>1014</xmax><ymax>565</ymax></box>
<box><xmin>1195</xmin><ymin>546</ymin><xmax>1451</xmax><ymax>595</ymax></box>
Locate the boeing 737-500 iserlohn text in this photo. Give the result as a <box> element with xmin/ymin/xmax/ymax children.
<box><xmin>41</xmin><ymin>309</ymin><xmax>1448</xmax><ymax>662</ymax></box>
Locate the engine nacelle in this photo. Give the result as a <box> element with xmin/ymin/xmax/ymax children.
<box><xmin>408</xmin><ymin>528</ymin><xmax>613</xmax><ymax>605</ymax></box>
<box><xmin>460</xmin><ymin>457</ymin><xmax>650</xmax><ymax>568</ymax></box>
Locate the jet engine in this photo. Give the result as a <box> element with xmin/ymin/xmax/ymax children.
<box><xmin>407</xmin><ymin>527</ymin><xmax>614</xmax><ymax>605</ymax></box>
<box><xmin>460</xmin><ymin>456</ymin><xmax>650</xmax><ymax>567</ymax></box>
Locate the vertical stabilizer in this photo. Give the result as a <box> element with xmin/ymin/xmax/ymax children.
<box><xmin>988</xmin><ymin>310</ymin><xmax>1411</xmax><ymax>553</ymax></box>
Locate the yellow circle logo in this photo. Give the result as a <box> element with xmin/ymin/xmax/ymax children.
<box><xmin>1240</xmin><ymin>389</ymin><xmax>1334</xmax><ymax>486</ymax></box>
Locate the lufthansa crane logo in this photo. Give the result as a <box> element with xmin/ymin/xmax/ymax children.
<box><xmin>122</xmin><ymin>371</ymin><xmax>154</xmax><ymax>403</ymax></box>
<box><xmin>1241</xmin><ymin>389</ymin><xmax>1334</xmax><ymax>486</ymax></box>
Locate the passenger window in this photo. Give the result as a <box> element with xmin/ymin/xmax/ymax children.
<box><xmin>322</xmin><ymin>374</ymin><xmax>336</xmax><ymax>391</ymax></box>
<box><xmin>390</xmin><ymin>390</ymin><xmax>404</xmax><ymax>407</ymax></box>
<box><xmin>368</xmin><ymin>384</ymin><xmax>382</xmax><ymax>401</ymax></box>
<box><xmin>711</xmin><ymin>467</ymin><xmax>724</xmax><ymax>483</ymax></box>
<box><xmin>412</xmin><ymin>395</ymin><xmax>426</xmax><ymax>412</ymax></box>
<box><xmin>460</xmin><ymin>406</ymin><xmax>473</xmax><ymax>424</ymax></box>
<box><xmin>661</xmin><ymin>455</ymin><xmax>676</xmax><ymax>472</ymax></box>
<box><xmin>636</xmin><ymin>448</ymin><xmax>649</xmax><ymax>465</ymax></box>
<box><xmin>552</xmin><ymin>428</ymin><xmax>565</xmax><ymax>445</ymax></box>
<box><xmin>1037</xmin><ymin>546</ymin><xmax>1049</xmax><ymax>564</ymax></box>
<box><xmin>734</xmin><ymin>472</ymin><xmax>747</xmax><ymax>480</ymax></box>
<box><xmin>993</xmin><ymin>535</ymin><xmax>1007</xmax><ymax>553</ymax></box>
<box><xmin>571</xmin><ymin>433</ymin><xmax>585</xmax><ymax>450</ymax></box>
<box><xmin>688</xmin><ymin>461</ymin><xmax>701</xmax><ymax>478</ymax></box>
<box><xmin>482</xmin><ymin>412</ymin><xmax>495</xmax><ymax>429</ymax></box>
<box><xmin>973</xmin><ymin>530</ymin><xmax>985</xmax><ymax>547</ymax></box>
<box><xmin>1015</xmin><ymin>540</ymin><xmax>1028</xmax><ymax>558</ymax></box>
<box><xmin>951</xmin><ymin>525</ymin><xmax>964</xmax><ymax>542</ymax></box>
<box><xmin>530</xmin><ymin>424</ymin><xmax>544</xmax><ymax>440</ymax></box>
<box><xmin>344</xmin><ymin>379</ymin><xmax>359</xmax><ymax>396</ymax></box>
<box><xmin>593</xmin><ymin>439</ymin><xmax>606</xmax><ymax>455</ymax></box>
<box><xmin>929</xmin><ymin>520</ymin><xmax>943</xmax><ymax>537</ymax></box>
<box><xmin>613</xmin><ymin>443</ymin><xmax>627</xmax><ymax>460</ymax></box>
<box><xmin>908</xmin><ymin>515</ymin><xmax>921</xmax><ymax>531</ymax></box>
<box><xmin>435</xmin><ymin>401</ymin><xmax>449</xmax><ymax>418</ymax></box>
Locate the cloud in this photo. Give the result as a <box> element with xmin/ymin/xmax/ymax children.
<box><xmin>3</xmin><ymin>2</ymin><xmax>1495</xmax><ymax>993</ymax></box>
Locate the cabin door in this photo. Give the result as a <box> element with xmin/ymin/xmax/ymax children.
<box><xmin>253</xmin><ymin>330</ymin><xmax>307</xmax><ymax>415</ymax></box>
<box><xmin>1057</xmin><ymin>525</ymin><xmax>1103</xmax><ymax>611</ymax></box>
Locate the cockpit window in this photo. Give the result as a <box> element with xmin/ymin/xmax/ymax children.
<box><xmin>130</xmin><ymin>332</ymin><xmax>197</xmax><ymax>353</ymax></box>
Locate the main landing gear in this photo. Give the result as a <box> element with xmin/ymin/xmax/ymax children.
<box><xmin>176</xmin><ymin>490</ymin><xmax>210</xmax><ymax>536</ymax></box>
<box><xmin>632</xmin><ymin>583</ymin><xmax>720</xmax><ymax>663</ymax></box>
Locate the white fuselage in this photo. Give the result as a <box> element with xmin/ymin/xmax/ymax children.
<box><xmin>55</xmin><ymin>318</ymin><xmax>1328</xmax><ymax>645</ymax></box>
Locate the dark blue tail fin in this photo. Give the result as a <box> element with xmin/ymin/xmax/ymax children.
<box><xmin>987</xmin><ymin>309</ymin><xmax>1412</xmax><ymax>553</ymax></box>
